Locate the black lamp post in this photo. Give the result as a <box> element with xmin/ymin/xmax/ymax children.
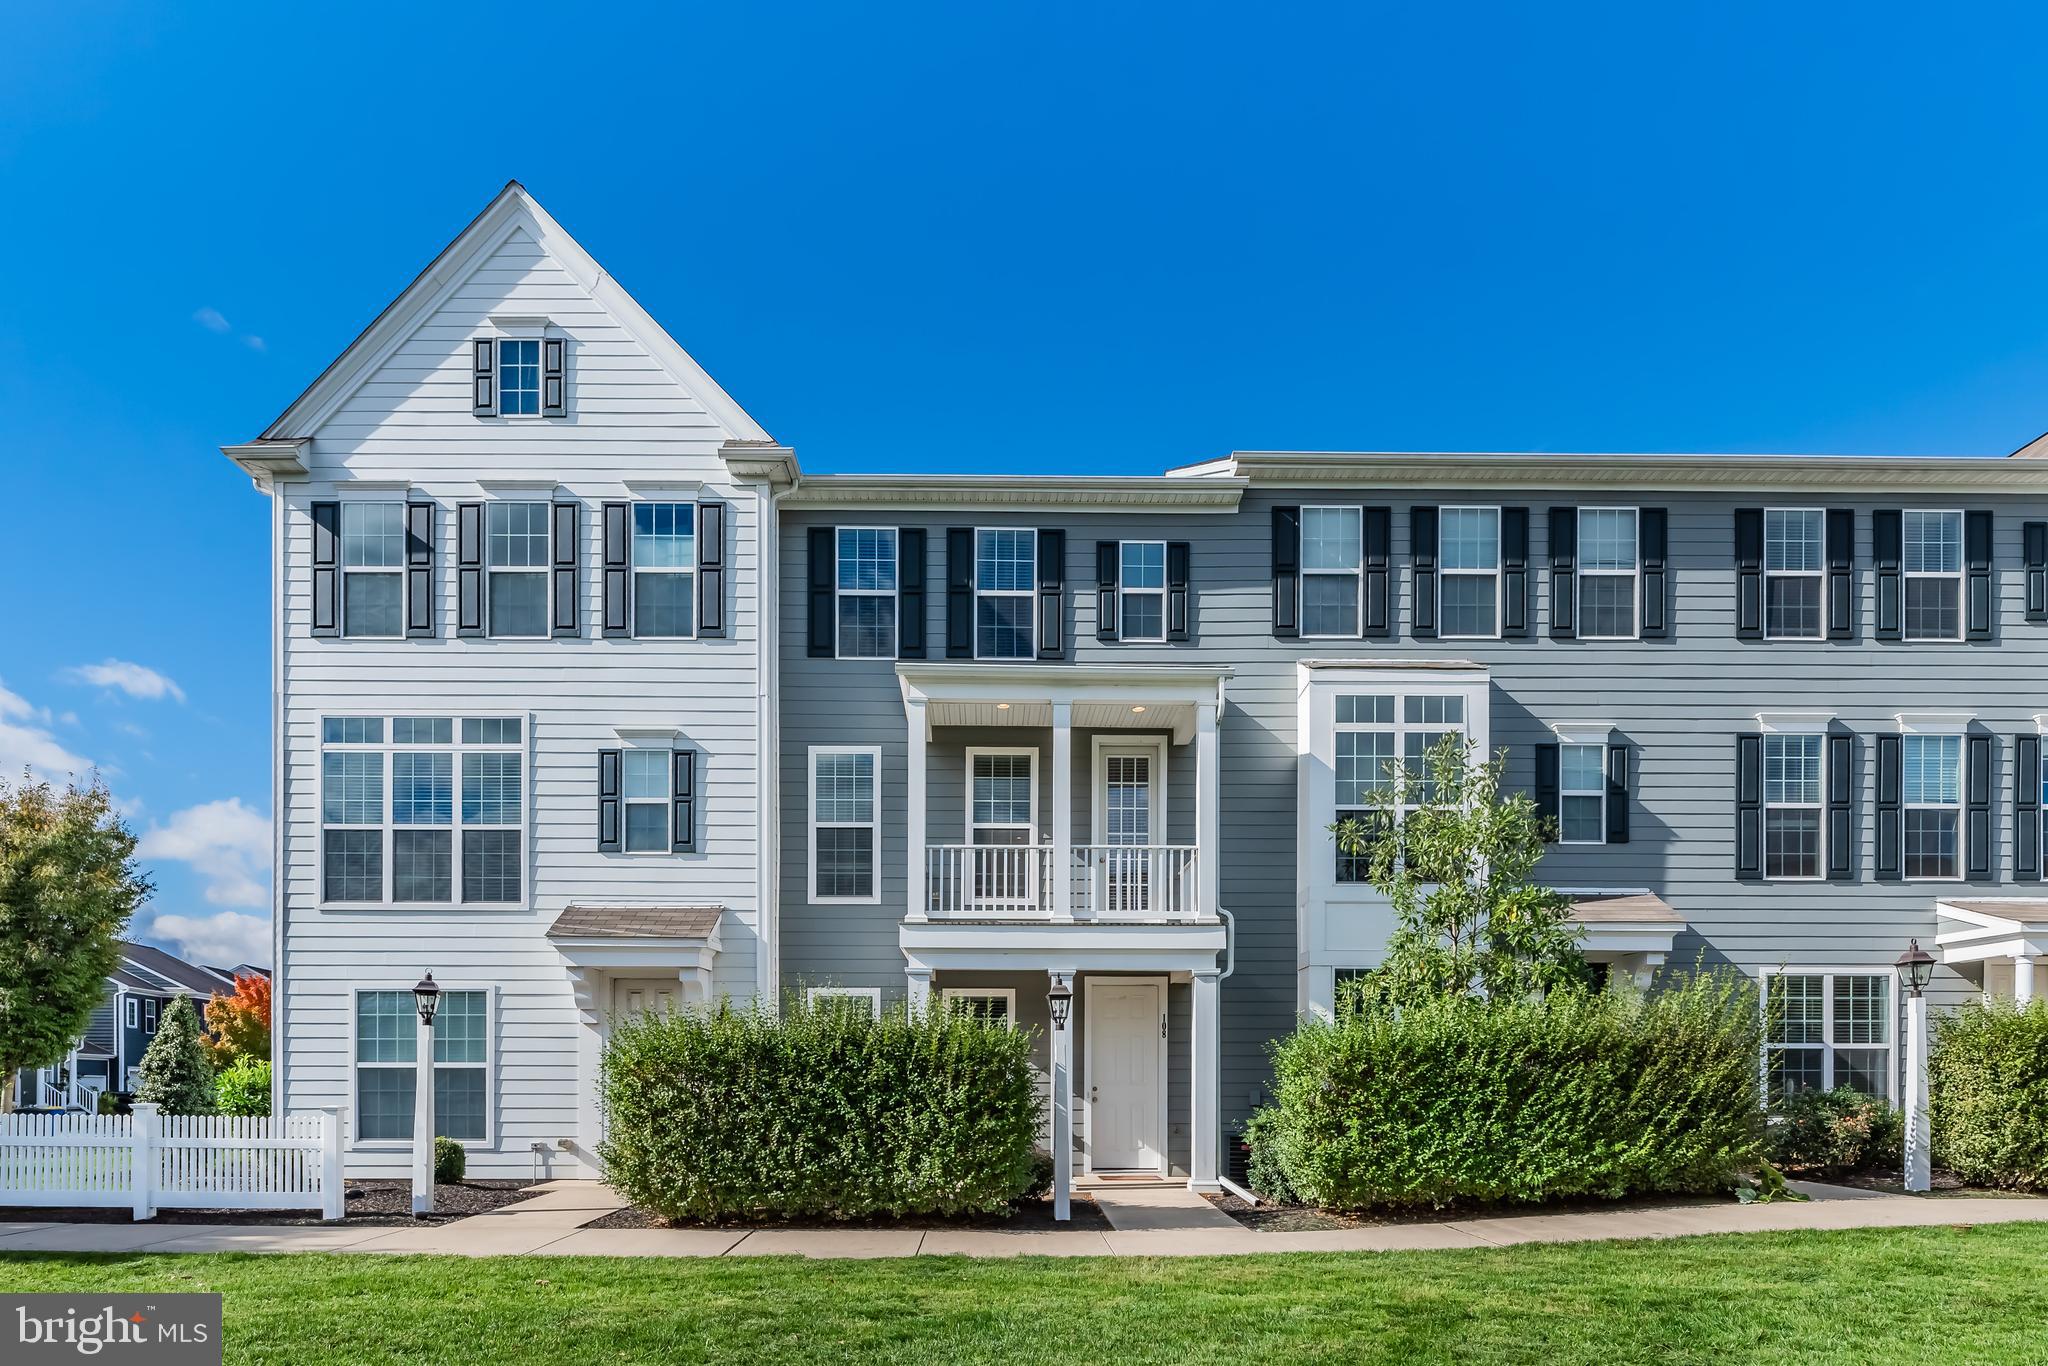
<box><xmin>1047</xmin><ymin>974</ymin><xmax>1072</xmax><ymax>1031</ymax></box>
<box><xmin>1895</xmin><ymin>940</ymin><xmax>1935</xmax><ymax>999</ymax></box>
<box><xmin>411</xmin><ymin>972</ymin><xmax>440</xmax><ymax>1216</ymax></box>
<box><xmin>1896</xmin><ymin>940</ymin><xmax>1935</xmax><ymax>1192</ymax></box>
<box><xmin>414</xmin><ymin>972</ymin><xmax>442</xmax><ymax>1026</ymax></box>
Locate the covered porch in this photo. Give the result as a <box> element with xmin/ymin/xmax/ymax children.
<box><xmin>1934</xmin><ymin>900</ymin><xmax>2048</xmax><ymax>1002</ymax></box>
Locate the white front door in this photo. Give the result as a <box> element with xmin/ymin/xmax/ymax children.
<box><xmin>1088</xmin><ymin>979</ymin><xmax>1165</xmax><ymax>1173</ymax></box>
<box><xmin>612</xmin><ymin>978</ymin><xmax>680</xmax><ymax>1020</ymax></box>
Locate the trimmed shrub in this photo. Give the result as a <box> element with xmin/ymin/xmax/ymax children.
<box><xmin>600</xmin><ymin>998</ymin><xmax>1040</xmax><ymax>1222</ymax></box>
<box><xmin>1932</xmin><ymin>999</ymin><xmax>2048</xmax><ymax>1190</ymax></box>
<box><xmin>134</xmin><ymin>996</ymin><xmax>215</xmax><ymax>1115</ymax></box>
<box><xmin>1256</xmin><ymin>974</ymin><xmax>1764</xmax><ymax>1209</ymax></box>
<box><xmin>212</xmin><ymin>1056</ymin><xmax>273</xmax><ymax>1117</ymax></box>
<box><xmin>1764</xmin><ymin>1088</ymin><xmax>1900</xmax><ymax>1177</ymax></box>
<box><xmin>434</xmin><ymin>1136</ymin><xmax>467</xmax><ymax>1184</ymax></box>
<box><xmin>1243</xmin><ymin>1108</ymin><xmax>1298</xmax><ymax>1205</ymax></box>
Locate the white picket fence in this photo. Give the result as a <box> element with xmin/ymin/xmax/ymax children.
<box><xmin>0</xmin><ymin>1103</ymin><xmax>347</xmax><ymax>1220</ymax></box>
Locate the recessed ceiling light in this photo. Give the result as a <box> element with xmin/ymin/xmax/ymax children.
<box><xmin>1131</xmin><ymin>705</ymin><xmax>1147</xmax><ymax>713</ymax></box>
<box><xmin>996</xmin><ymin>703</ymin><xmax>1010</xmax><ymax>711</ymax></box>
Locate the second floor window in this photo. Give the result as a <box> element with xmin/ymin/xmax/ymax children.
<box><xmin>1119</xmin><ymin>542</ymin><xmax>1167</xmax><ymax>642</ymax></box>
<box><xmin>1332</xmin><ymin>692</ymin><xmax>1466</xmax><ymax>881</ymax></box>
<box><xmin>811</xmin><ymin>747</ymin><xmax>879</xmax><ymax>901</ymax></box>
<box><xmin>1559</xmin><ymin>744</ymin><xmax>1606</xmax><ymax>843</ymax></box>
<box><xmin>838</xmin><ymin>528</ymin><xmax>898</xmax><ymax>658</ymax></box>
<box><xmin>632</xmin><ymin>503</ymin><xmax>696</xmax><ymax>638</ymax></box>
<box><xmin>1764</xmin><ymin>509</ymin><xmax>1824</xmax><ymax>639</ymax></box>
<box><xmin>623</xmin><ymin>750</ymin><xmax>673</xmax><ymax>853</ymax></box>
<box><xmin>1903</xmin><ymin>510</ymin><xmax>1963</xmax><ymax>641</ymax></box>
<box><xmin>322</xmin><ymin>715</ymin><xmax>524</xmax><ymax>906</ymax></box>
<box><xmin>975</xmin><ymin>530</ymin><xmax>1036</xmax><ymax>659</ymax></box>
<box><xmin>342</xmin><ymin>502</ymin><xmax>405</xmax><ymax>638</ymax></box>
<box><xmin>1903</xmin><ymin>733</ymin><xmax>1961</xmax><ymax>879</ymax></box>
<box><xmin>1300</xmin><ymin>507</ymin><xmax>1362</xmax><ymax>637</ymax></box>
<box><xmin>1577</xmin><ymin>508</ymin><xmax>1639</xmax><ymax>639</ymax></box>
<box><xmin>1440</xmin><ymin>507</ymin><xmax>1501</xmax><ymax>639</ymax></box>
<box><xmin>1763</xmin><ymin>733</ymin><xmax>1823</xmax><ymax>878</ymax></box>
<box><xmin>486</xmin><ymin>502</ymin><xmax>550</xmax><ymax>637</ymax></box>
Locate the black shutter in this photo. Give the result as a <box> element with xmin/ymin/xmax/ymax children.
<box><xmin>1096</xmin><ymin>541</ymin><xmax>1119</xmax><ymax>641</ymax></box>
<box><xmin>602</xmin><ymin>502</ymin><xmax>631</xmax><ymax>638</ymax></box>
<box><xmin>2017</xmin><ymin>733</ymin><xmax>2041</xmax><ymax>881</ymax></box>
<box><xmin>946</xmin><ymin>528</ymin><xmax>973</xmax><ymax>658</ymax></box>
<box><xmin>1826</xmin><ymin>509</ymin><xmax>1855</xmax><ymax>640</ymax></box>
<box><xmin>1036</xmin><ymin>529</ymin><xmax>1065</xmax><ymax>659</ymax></box>
<box><xmin>1640</xmin><ymin>509</ymin><xmax>1669</xmax><ymax>639</ymax></box>
<box><xmin>697</xmin><ymin>501</ymin><xmax>726</xmax><ymax>638</ymax></box>
<box><xmin>542</xmin><ymin>336</ymin><xmax>566</xmax><ymax>417</ymax></box>
<box><xmin>1966</xmin><ymin>510</ymin><xmax>1994</xmax><ymax>642</ymax></box>
<box><xmin>597</xmin><ymin>749</ymin><xmax>622</xmax><ymax>853</ymax></box>
<box><xmin>1363</xmin><ymin>508</ymin><xmax>1392</xmax><ymax>639</ymax></box>
<box><xmin>471</xmin><ymin>338</ymin><xmax>496</xmax><ymax>416</ymax></box>
<box><xmin>405</xmin><ymin>502</ymin><xmax>435</xmax><ymax>637</ymax></box>
<box><xmin>1827</xmin><ymin>732</ymin><xmax>1856</xmax><ymax>880</ymax></box>
<box><xmin>1549</xmin><ymin>508</ymin><xmax>1577</xmax><ymax>639</ymax></box>
<box><xmin>1534</xmin><ymin>743</ymin><xmax>1560</xmax><ymax>840</ymax></box>
<box><xmin>672</xmin><ymin>749</ymin><xmax>696</xmax><ymax>853</ymax></box>
<box><xmin>551</xmin><ymin>502</ymin><xmax>579</xmax><ymax>637</ymax></box>
<box><xmin>808</xmin><ymin>527</ymin><xmax>835</xmax><ymax>657</ymax></box>
<box><xmin>1410</xmin><ymin>506</ymin><xmax>1438</xmax><ymax>639</ymax></box>
<box><xmin>1736</xmin><ymin>733</ymin><xmax>1763</xmax><ymax>880</ymax></box>
<box><xmin>1605</xmin><ymin>744</ymin><xmax>1631</xmax><ymax>844</ymax></box>
<box><xmin>1734</xmin><ymin>508</ymin><xmax>1764</xmax><ymax>641</ymax></box>
<box><xmin>899</xmin><ymin>529</ymin><xmax>927</xmax><ymax>659</ymax></box>
<box><xmin>457</xmin><ymin>502</ymin><xmax>484</xmax><ymax>637</ymax></box>
<box><xmin>1167</xmin><ymin>542</ymin><xmax>1191</xmax><ymax>642</ymax></box>
<box><xmin>310</xmin><ymin>501</ymin><xmax>340</xmax><ymax>638</ymax></box>
<box><xmin>1874</xmin><ymin>510</ymin><xmax>1902</xmax><ymax>641</ymax></box>
<box><xmin>1874</xmin><ymin>733</ymin><xmax>1902</xmax><ymax>879</ymax></box>
<box><xmin>1967</xmin><ymin>732</ymin><xmax>1994</xmax><ymax>880</ymax></box>
<box><xmin>2027</xmin><ymin>521</ymin><xmax>2048</xmax><ymax>624</ymax></box>
<box><xmin>1272</xmin><ymin>507</ymin><xmax>1300</xmax><ymax>638</ymax></box>
<box><xmin>1502</xmin><ymin>508</ymin><xmax>1529</xmax><ymax>637</ymax></box>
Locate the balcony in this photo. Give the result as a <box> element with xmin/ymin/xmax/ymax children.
<box><xmin>924</xmin><ymin>843</ymin><xmax>1202</xmax><ymax>920</ymax></box>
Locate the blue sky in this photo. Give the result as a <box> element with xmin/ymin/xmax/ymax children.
<box><xmin>5</xmin><ymin>4</ymin><xmax>2048</xmax><ymax>965</ymax></box>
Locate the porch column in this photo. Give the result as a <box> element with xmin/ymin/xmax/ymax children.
<box><xmin>1196</xmin><ymin>701</ymin><xmax>1220</xmax><ymax>918</ymax></box>
<box><xmin>1051</xmin><ymin>702</ymin><xmax>1073</xmax><ymax>921</ymax></box>
<box><xmin>906</xmin><ymin>698</ymin><xmax>928</xmax><ymax>923</ymax></box>
<box><xmin>906</xmin><ymin>968</ymin><xmax>932</xmax><ymax>1018</ymax></box>
<box><xmin>2017</xmin><ymin>955</ymin><xmax>2036</xmax><ymax>1006</ymax></box>
<box><xmin>1190</xmin><ymin>969</ymin><xmax>1221</xmax><ymax>1190</ymax></box>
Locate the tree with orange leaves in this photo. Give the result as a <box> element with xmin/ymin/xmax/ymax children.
<box><xmin>202</xmin><ymin>973</ymin><xmax>271</xmax><ymax>1070</ymax></box>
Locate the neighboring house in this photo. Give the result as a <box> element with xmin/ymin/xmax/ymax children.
<box><xmin>12</xmin><ymin>944</ymin><xmax>257</xmax><ymax>1109</ymax></box>
<box><xmin>224</xmin><ymin>182</ymin><xmax>2048</xmax><ymax>1185</ymax></box>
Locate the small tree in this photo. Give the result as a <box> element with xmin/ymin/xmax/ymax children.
<box><xmin>203</xmin><ymin>973</ymin><xmax>271</xmax><ymax>1070</ymax></box>
<box><xmin>213</xmin><ymin>1056</ymin><xmax>272</xmax><ymax>1117</ymax></box>
<box><xmin>134</xmin><ymin>995</ymin><xmax>215</xmax><ymax>1114</ymax></box>
<box><xmin>0</xmin><ymin>774</ymin><xmax>151</xmax><ymax>1110</ymax></box>
<box><xmin>1331</xmin><ymin>734</ymin><xmax>1588</xmax><ymax>1007</ymax></box>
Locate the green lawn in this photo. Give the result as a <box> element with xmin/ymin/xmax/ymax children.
<box><xmin>4</xmin><ymin>1224</ymin><xmax>2043</xmax><ymax>1364</ymax></box>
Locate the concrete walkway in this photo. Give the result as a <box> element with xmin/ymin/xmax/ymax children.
<box><xmin>0</xmin><ymin>1180</ymin><xmax>2043</xmax><ymax>1260</ymax></box>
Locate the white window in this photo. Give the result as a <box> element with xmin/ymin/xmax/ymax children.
<box><xmin>142</xmin><ymin>999</ymin><xmax>158</xmax><ymax>1033</ymax></box>
<box><xmin>1577</xmin><ymin>508</ymin><xmax>1639</xmax><ymax>639</ymax></box>
<box><xmin>1763</xmin><ymin>509</ymin><xmax>1824</xmax><ymax>640</ymax></box>
<box><xmin>124</xmin><ymin>999</ymin><xmax>137</xmax><ymax>1030</ymax></box>
<box><xmin>1766</xmin><ymin>973</ymin><xmax>1893</xmax><ymax>1102</ymax></box>
<box><xmin>1903</xmin><ymin>510</ymin><xmax>1963</xmax><ymax>642</ymax></box>
<box><xmin>941</xmin><ymin>988</ymin><xmax>1017</xmax><ymax>1028</ymax></box>
<box><xmin>485</xmin><ymin>502</ymin><xmax>550</xmax><ymax>638</ymax></box>
<box><xmin>632</xmin><ymin>503</ymin><xmax>695</xmax><ymax>638</ymax></box>
<box><xmin>1559</xmin><ymin>744</ymin><xmax>1606</xmax><ymax>844</ymax></box>
<box><xmin>837</xmin><ymin>527</ymin><xmax>898</xmax><ymax>658</ymax></box>
<box><xmin>1439</xmin><ymin>507</ymin><xmax>1500</xmax><ymax>639</ymax></box>
<box><xmin>354</xmin><ymin>988</ymin><xmax>491</xmax><ymax>1143</ymax></box>
<box><xmin>975</xmin><ymin>529</ymin><xmax>1036</xmax><ymax>659</ymax></box>
<box><xmin>1119</xmin><ymin>541</ymin><xmax>1167</xmax><ymax>642</ymax></box>
<box><xmin>321</xmin><ymin>716</ymin><xmax>524</xmax><ymax>906</ymax></box>
<box><xmin>340</xmin><ymin>502</ymin><xmax>405</xmax><ymax>638</ymax></box>
<box><xmin>1300</xmin><ymin>507</ymin><xmax>1362</xmax><ymax>637</ymax></box>
<box><xmin>969</xmin><ymin>750</ymin><xmax>1036</xmax><ymax>846</ymax></box>
<box><xmin>1903</xmin><ymin>733</ymin><xmax>1962</xmax><ymax>879</ymax></box>
<box><xmin>622</xmin><ymin>749</ymin><xmax>673</xmax><ymax>853</ymax></box>
<box><xmin>1331</xmin><ymin>691</ymin><xmax>1467</xmax><ymax>881</ymax></box>
<box><xmin>805</xmin><ymin>986</ymin><xmax>880</xmax><ymax>1018</ymax></box>
<box><xmin>497</xmin><ymin>338</ymin><xmax>541</xmax><ymax>416</ymax></box>
<box><xmin>810</xmin><ymin>746</ymin><xmax>880</xmax><ymax>902</ymax></box>
<box><xmin>1763</xmin><ymin>733</ymin><xmax>1824</xmax><ymax>879</ymax></box>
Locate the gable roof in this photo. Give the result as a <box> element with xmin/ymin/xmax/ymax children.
<box><xmin>236</xmin><ymin>181</ymin><xmax>770</xmax><ymax>457</ymax></box>
<box><xmin>118</xmin><ymin>942</ymin><xmax>236</xmax><ymax>996</ymax></box>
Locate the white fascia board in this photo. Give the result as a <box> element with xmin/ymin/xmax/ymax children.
<box><xmin>782</xmin><ymin>474</ymin><xmax>1246</xmax><ymax>514</ymax></box>
<box><xmin>1218</xmin><ymin>450</ymin><xmax>2048</xmax><ymax>493</ymax></box>
<box><xmin>897</xmin><ymin>664</ymin><xmax>1231</xmax><ymax>707</ymax></box>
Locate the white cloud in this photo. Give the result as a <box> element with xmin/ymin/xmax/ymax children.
<box><xmin>60</xmin><ymin>659</ymin><xmax>186</xmax><ymax>703</ymax></box>
<box><xmin>0</xmin><ymin>680</ymin><xmax>94</xmax><ymax>782</ymax></box>
<box><xmin>193</xmin><ymin>305</ymin><xmax>231</xmax><ymax>333</ymax></box>
<box><xmin>137</xmin><ymin>798</ymin><xmax>269</xmax><ymax>909</ymax></box>
<box><xmin>242</xmin><ymin>335</ymin><xmax>267</xmax><ymax>353</ymax></box>
<box><xmin>148</xmin><ymin>912</ymin><xmax>270</xmax><ymax>970</ymax></box>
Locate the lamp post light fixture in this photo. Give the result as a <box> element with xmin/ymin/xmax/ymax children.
<box><xmin>412</xmin><ymin>972</ymin><xmax>441</xmax><ymax>1217</ymax></box>
<box><xmin>1047</xmin><ymin>974</ymin><xmax>1073</xmax><ymax>1031</ymax></box>
<box><xmin>1896</xmin><ymin>940</ymin><xmax>1934</xmax><ymax>1194</ymax></box>
<box><xmin>1047</xmin><ymin>972</ymin><xmax>1075</xmax><ymax>1222</ymax></box>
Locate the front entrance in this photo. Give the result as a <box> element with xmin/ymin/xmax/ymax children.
<box><xmin>1086</xmin><ymin>977</ymin><xmax>1167</xmax><ymax>1173</ymax></box>
<box><xmin>611</xmin><ymin>978</ymin><xmax>681</xmax><ymax>1020</ymax></box>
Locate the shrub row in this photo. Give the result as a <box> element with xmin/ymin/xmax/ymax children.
<box><xmin>599</xmin><ymin>999</ymin><xmax>1039</xmax><ymax>1222</ymax></box>
<box><xmin>1932</xmin><ymin>999</ymin><xmax>2048</xmax><ymax>1190</ymax></box>
<box><xmin>1250</xmin><ymin>975</ymin><xmax>1764</xmax><ymax>1209</ymax></box>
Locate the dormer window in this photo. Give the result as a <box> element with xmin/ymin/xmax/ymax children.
<box><xmin>472</xmin><ymin>335</ymin><xmax>565</xmax><ymax>418</ymax></box>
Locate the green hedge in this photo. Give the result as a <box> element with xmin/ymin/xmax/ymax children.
<box><xmin>1764</xmin><ymin>1087</ymin><xmax>1900</xmax><ymax>1177</ymax></box>
<box><xmin>599</xmin><ymin>999</ymin><xmax>1040</xmax><ymax>1222</ymax></box>
<box><xmin>1932</xmin><ymin>999</ymin><xmax>2048</xmax><ymax>1190</ymax></box>
<box><xmin>1250</xmin><ymin>975</ymin><xmax>1764</xmax><ymax>1209</ymax></box>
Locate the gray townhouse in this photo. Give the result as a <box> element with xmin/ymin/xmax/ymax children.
<box><xmin>225</xmin><ymin>183</ymin><xmax>2048</xmax><ymax>1186</ymax></box>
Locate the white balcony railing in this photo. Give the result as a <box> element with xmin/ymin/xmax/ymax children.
<box><xmin>925</xmin><ymin>843</ymin><xmax>1050</xmax><ymax>917</ymax></box>
<box><xmin>1071</xmin><ymin>844</ymin><xmax>1200</xmax><ymax>919</ymax></box>
<box><xmin>924</xmin><ymin>842</ymin><xmax>1203</xmax><ymax>920</ymax></box>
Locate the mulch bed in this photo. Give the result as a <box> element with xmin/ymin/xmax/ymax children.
<box><xmin>0</xmin><ymin>1180</ymin><xmax>537</xmax><ymax>1227</ymax></box>
<box><xmin>1203</xmin><ymin>1189</ymin><xmax>1730</xmax><ymax>1233</ymax></box>
<box><xmin>587</xmin><ymin>1191</ymin><xmax>1110</xmax><ymax>1232</ymax></box>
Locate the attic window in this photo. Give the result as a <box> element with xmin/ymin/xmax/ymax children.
<box><xmin>473</xmin><ymin>336</ymin><xmax>565</xmax><ymax>418</ymax></box>
<box><xmin>499</xmin><ymin>340</ymin><xmax>540</xmax><ymax>415</ymax></box>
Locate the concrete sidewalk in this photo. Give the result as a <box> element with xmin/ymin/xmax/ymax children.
<box><xmin>0</xmin><ymin>1180</ymin><xmax>2043</xmax><ymax>1260</ymax></box>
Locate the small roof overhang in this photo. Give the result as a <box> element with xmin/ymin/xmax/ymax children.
<box><xmin>1563</xmin><ymin>890</ymin><xmax>1685</xmax><ymax>959</ymax></box>
<box><xmin>548</xmin><ymin>905</ymin><xmax>724</xmax><ymax>1018</ymax></box>
<box><xmin>897</xmin><ymin>664</ymin><xmax>1229</xmax><ymax>744</ymax></box>
<box><xmin>220</xmin><ymin>439</ymin><xmax>310</xmax><ymax>490</ymax></box>
<box><xmin>1935</xmin><ymin>899</ymin><xmax>2048</xmax><ymax>964</ymax></box>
